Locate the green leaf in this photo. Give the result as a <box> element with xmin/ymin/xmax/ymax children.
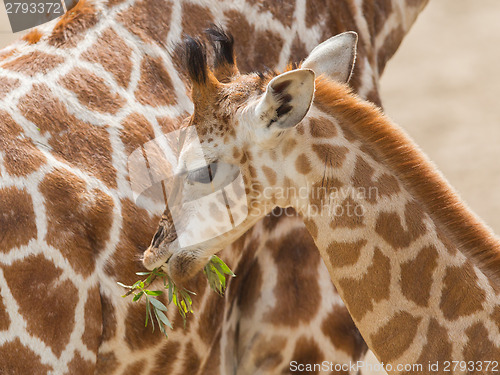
<box><xmin>156</xmin><ymin>310</ymin><xmax>173</xmax><ymax>329</ymax></box>
<box><xmin>145</xmin><ymin>290</ymin><xmax>163</xmax><ymax>296</ymax></box>
<box><xmin>133</xmin><ymin>291</ymin><xmax>144</xmax><ymax>302</ymax></box>
<box><xmin>149</xmin><ymin>297</ymin><xmax>168</xmax><ymax>312</ymax></box>
<box><xmin>136</xmin><ymin>271</ymin><xmax>151</xmax><ymax>276</ymax></box>
<box><xmin>145</xmin><ymin>299</ymin><xmax>151</xmax><ymax>327</ymax></box>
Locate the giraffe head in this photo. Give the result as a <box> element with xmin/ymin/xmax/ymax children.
<box><xmin>142</xmin><ymin>28</ymin><xmax>358</xmax><ymax>283</ymax></box>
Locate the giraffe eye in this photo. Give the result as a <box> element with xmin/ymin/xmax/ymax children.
<box><xmin>186</xmin><ymin>163</ymin><xmax>218</xmax><ymax>184</ymax></box>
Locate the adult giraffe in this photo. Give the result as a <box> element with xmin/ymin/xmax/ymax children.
<box><xmin>0</xmin><ymin>0</ymin><xmax>428</xmax><ymax>373</ymax></box>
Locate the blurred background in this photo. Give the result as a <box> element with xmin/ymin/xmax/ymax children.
<box><xmin>1</xmin><ymin>0</ymin><xmax>499</xmax><ymax>233</ymax></box>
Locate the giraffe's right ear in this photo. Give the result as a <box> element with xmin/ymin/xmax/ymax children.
<box><xmin>252</xmin><ymin>69</ymin><xmax>315</xmax><ymax>142</ymax></box>
<box><xmin>302</xmin><ymin>31</ymin><xmax>358</xmax><ymax>83</ymax></box>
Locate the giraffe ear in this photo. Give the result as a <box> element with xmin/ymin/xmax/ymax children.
<box><xmin>302</xmin><ymin>31</ymin><xmax>357</xmax><ymax>83</ymax></box>
<box><xmin>254</xmin><ymin>69</ymin><xmax>315</xmax><ymax>134</ymax></box>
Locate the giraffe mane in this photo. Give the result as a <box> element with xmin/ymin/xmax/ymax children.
<box><xmin>314</xmin><ymin>76</ymin><xmax>500</xmax><ymax>287</ymax></box>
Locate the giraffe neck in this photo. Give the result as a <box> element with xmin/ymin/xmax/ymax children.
<box><xmin>273</xmin><ymin>78</ymin><xmax>500</xmax><ymax>367</ymax></box>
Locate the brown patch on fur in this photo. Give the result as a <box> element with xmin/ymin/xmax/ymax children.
<box><xmin>120</xmin><ymin>112</ymin><xmax>156</xmax><ymax>156</ymax></box>
<box><xmin>249</xmin><ymin>0</ymin><xmax>296</xmax><ymax>27</ymax></box>
<box><xmin>401</xmin><ymin>245</ymin><xmax>438</xmax><ymax>307</ymax></box>
<box><xmin>290</xmin><ymin>336</ymin><xmax>325</xmax><ymax>375</ymax></box>
<box><xmin>303</xmin><ymin>217</ymin><xmax>319</xmax><ymax>239</ymax></box>
<box><xmin>377</xmin><ymin>25</ymin><xmax>405</xmax><ymax>76</ymax></box>
<box><xmin>135</xmin><ymin>55</ymin><xmax>177</xmax><ymax>107</ymax></box>
<box><xmin>197</xmin><ymin>281</ymin><xmax>224</xmax><ymax>344</ymax></box>
<box><xmin>224</xmin><ymin>10</ymin><xmax>283</xmax><ymax>73</ymax></box>
<box><xmin>150</xmin><ymin>340</ymin><xmax>180</xmax><ymax>374</ymax></box>
<box><xmin>290</xmin><ymin>35</ymin><xmax>309</xmax><ymax>63</ymax></box>
<box><xmin>0</xmin><ymin>294</ymin><xmax>10</xmax><ymax>331</ymax></box>
<box><xmin>124</xmin><ymin>301</ymin><xmax>163</xmax><ymax>350</ymax></box>
<box><xmin>3</xmin><ymin>255</ymin><xmax>78</xmax><ymax>357</ymax></box>
<box><xmin>0</xmin><ymin>76</ymin><xmax>19</xmax><ymax>100</ymax></box>
<box><xmin>49</xmin><ymin>0</ymin><xmax>98</xmax><ymax>47</ymax></box>
<box><xmin>19</xmin><ymin>84</ymin><xmax>117</xmax><ymax>187</ymax></box>
<box><xmin>252</xmin><ymin>335</ymin><xmax>287</xmax><ymax>370</ymax></box>
<box><xmin>338</xmin><ymin>248</ymin><xmax>391</xmax><ymax>321</ymax></box>
<box><xmin>362</xmin><ymin>0</ymin><xmax>393</xmax><ymax>41</ymax></box>
<box><xmin>181</xmin><ymin>3</ymin><xmax>214</xmax><ymax>37</ymax></box>
<box><xmin>352</xmin><ymin>156</ymin><xmax>401</xmax><ymax>203</ymax></box>
<box><xmin>0</xmin><ymin>187</ymin><xmax>37</xmax><ymax>253</ymax></box>
<box><xmin>331</xmin><ymin>197</ymin><xmax>365</xmax><ymax>228</ymax></box>
<box><xmin>82</xmin><ymin>286</ymin><xmax>102</xmax><ymax>353</ymax></box>
<box><xmin>182</xmin><ymin>342</ymin><xmax>201</xmax><ymax>373</ymax></box>
<box><xmin>309</xmin><ymin>117</ymin><xmax>338</xmax><ymax>138</ymax></box>
<box><xmin>308</xmin><ymin>177</ymin><xmax>344</xmax><ymax>212</ymax></box>
<box><xmin>118</xmin><ymin>0</ymin><xmax>172</xmax><ymax>46</ymax></box>
<box><xmin>0</xmin><ymin>338</ymin><xmax>52</xmax><ymax>374</ymax></box>
<box><xmin>314</xmin><ymin>77</ymin><xmax>500</xmax><ymax>285</ymax></box>
<box><xmin>326</xmin><ymin>239</ymin><xmax>367</xmax><ymax>268</ymax></box>
<box><xmin>83</xmin><ymin>27</ymin><xmax>133</xmax><ymax>88</ymax></box>
<box><xmin>375</xmin><ymin>200</ymin><xmax>427</xmax><ymax>249</ymax></box>
<box><xmin>2</xmin><ymin>51</ymin><xmax>64</xmax><ymax>75</ymax></box>
<box><xmin>295</xmin><ymin>153</ymin><xmax>312</xmax><ymax>175</ymax></box>
<box><xmin>0</xmin><ymin>48</ymin><xmax>18</xmax><ymax>62</ymax></box>
<box><xmin>311</xmin><ymin>144</ymin><xmax>349</xmax><ymax>168</ymax></box>
<box><xmin>439</xmin><ymin>262</ymin><xmax>486</xmax><ymax>320</ymax></box>
<box><xmin>64</xmin><ymin>352</ymin><xmax>95</xmax><ymax>375</ymax></box>
<box><xmin>281</xmin><ymin>137</ymin><xmax>297</xmax><ymax>157</ymax></box>
<box><xmin>101</xmin><ymin>294</ymin><xmax>117</xmax><ymax>342</ymax></box>
<box><xmin>120</xmin><ymin>360</ymin><xmax>144</xmax><ymax>375</ymax></box>
<box><xmin>40</xmin><ymin>169</ymin><xmax>114</xmax><ymax>276</ymax></box>
<box><xmin>104</xmin><ymin>199</ymin><xmax>157</xmax><ymax>285</ymax></box>
<box><xmin>408</xmin><ymin>319</ymin><xmax>452</xmax><ymax>375</ymax></box>
<box><xmin>22</xmin><ymin>29</ymin><xmax>43</xmax><ymax>44</ymax></box>
<box><xmin>262</xmin><ymin>165</ymin><xmax>277</xmax><ymax>185</ymax></box>
<box><xmin>96</xmin><ymin>352</ymin><xmax>118</xmax><ymax>374</ymax></box>
<box><xmin>60</xmin><ymin>67</ymin><xmax>126</xmax><ymax>114</ymax></box>
<box><xmin>265</xmin><ymin>228</ymin><xmax>321</xmax><ymax>326</ymax></box>
<box><xmin>370</xmin><ymin>311</ymin><xmax>421</xmax><ymax>362</ymax></box>
<box><xmin>322</xmin><ymin>305</ymin><xmax>367</xmax><ymax>360</ymax></box>
<box><xmin>0</xmin><ymin>110</ymin><xmax>46</xmax><ymax>177</ymax></box>
<box><xmin>462</xmin><ymin>323</ymin><xmax>500</xmax><ymax>370</ymax></box>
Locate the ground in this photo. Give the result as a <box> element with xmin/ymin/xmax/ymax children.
<box><xmin>1</xmin><ymin>0</ymin><xmax>499</xmax><ymax>233</ymax></box>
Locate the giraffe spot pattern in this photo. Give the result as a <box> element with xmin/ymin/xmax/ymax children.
<box><xmin>96</xmin><ymin>352</ymin><xmax>118</xmax><ymax>374</ymax></box>
<box><xmin>330</xmin><ymin>196</ymin><xmax>365</xmax><ymax>228</ymax></box>
<box><xmin>181</xmin><ymin>3</ymin><xmax>214</xmax><ymax>37</ymax></box>
<box><xmin>150</xmin><ymin>340</ymin><xmax>180</xmax><ymax>374</ymax></box>
<box><xmin>83</xmin><ymin>27</ymin><xmax>133</xmax><ymax>89</ymax></box>
<box><xmin>309</xmin><ymin>117</ymin><xmax>338</xmax><ymax>138</ymax></box>
<box><xmin>22</xmin><ymin>29</ymin><xmax>43</xmax><ymax>44</ymax></box>
<box><xmin>337</xmin><ymin>248</ymin><xmax>391</xmax><ymax>321</ymax></box>
<box><xmin>100</xmin><ymin>294</ymin><xmax>117</xmax><ymax>343</ymax></box>
<box><xmin>0</xmin><ymin>109</ymin><xmax>46</xmax><ymax>177</ymax></box>
<box><xmin>119</xmin><ymin>112</ymin><xmax>156</xmax><ymax>156</ymax></box>
<box><xmin>403</xmin><ymin>319</ymin><xmax>452</xmax><ymax>375</ymax></box>
<box><xmin>326</xmin><ymin>239</ymin><xmax>367</xmax><ymax>268</ymax></box>
<box><xmin>321</xmin><ymin>305</ymin><xmax>367</xmax><ymax>360</ymax></box>
<box><xmin>2</xmin><ymin>51</ymin><xmax>64</xmax><ymax>75</ymax></box>
<box><xmin>0</xmin><ymin>186</ymin><xmax>37</xmax><ymax>253</ymax></box>
<box><xmin>117</xmin><ymin>0</ymin><xmax>171</xmax><ymax>46</ymax></box>
<box><xmin>0</xmin><ymin>76</ymin><xmax>19</xmax><ymax>100</ymax></box>
<box><xmin>264</xmin><ymin>229</ymin><xmax>321</xmax><ymax>326</ymax></box>
<box><xmin>0</xmin><ymin>293</ymin><xmax>11</xmax><ymax>331</ymax></box>
<box><xmin>2</xmin><ymin>255</ymin><xmax>79</xmax><ymax>357</ymax></box>
<box><xmin>370</xmin><ymin>311</ymin><xmax>422</xmax><ymax>362</ymax></box>
<box><xmin>60</xmin><ymin>67</ymin><xmax>126</xmax><ymax>114</ymax></box>
<box><xmin>182</xmin><ymin>342</ymin><xmax>202</xmax><ymax>373</ymax></box>
<box><xmin>19</xmin><ymin>84</ymin><xmax>118</xmax><ymax>187</ymax></box>
<box><xmin>439</xmin><ymin>262</ymin><xmax>486</xmax><ymax>320</ymax></box>
<box><xmin>290</xmin><ymin>336</ymin><xmax>325</xmax><ymax>375</ymax></box>
<box><xmin>295</xmin><ymin>153</ymin><xmax>312</xmax><ymax>175</ymax></box>
<box><xmin>40</xmin><ymin>169</ymin><xmax>114</xmax><ymax>276</ymax></box>
<box><xmin>375</xmin><ymin>200</ymin><xmax>427</xmax><ymax>249</ymax></box>
<box><xmin>0</xmin><ymin>338</ymin><xmax>52</xmax><ymax>374</ymax></box>
<box><xmin>462</xmin><ymin>323</ymin><xmax>500</xmax><ymax>373</ymax></box>
<box><xmin>262</xmin><ymin>165</ymin><xmax>277</xmax><ymax>185</ymax></box>
<box><xmin>124</xmin><ymin>300</ymin><xmax>163</xmax><ymax>351</ymax></box>
<box><xmin>135</xmin><ymin>55</ymin><xmax>177</xmax><ymax>107</ymax></box>
<box><xmin>251</xmin><ymin>335</ymin><xmax>287</xmax><ymax>371</ymax></box>
<box><xmin>352</xmin><ymin>156</ymin><xmax>401</xmax><ymax>203</ymax></box>
<box><xmin>81</xmin><ymin>286</ymin><xmax>102</xmax><ymax>354</ymax></box>
<box><xmin>400</xmin><ymin>245</ymin><xmax>438</xmax><ymax>307</ymax></box>
<box><xmin>64</xmin><ymin>352</ymin><xmax>95</xmax><ymax>375</ymax></box>
<box><xmin>311</xmin><ymin>144</ymin><xmax>349</xmax><ymax>168</ymax></box>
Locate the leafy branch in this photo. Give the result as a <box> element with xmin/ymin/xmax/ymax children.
<box><xmin>118</xmin><ymin>255</ymin><xmax>235</xmax><ymax>338</ymax></box>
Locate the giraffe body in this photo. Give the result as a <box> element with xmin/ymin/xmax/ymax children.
<box><xmin>0</xmin><ymin>0</ymin><xmax>428</xmax><ymax>373</ymax></box>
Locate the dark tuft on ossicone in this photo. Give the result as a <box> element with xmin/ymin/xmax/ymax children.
<box><xmin>205</xmin><ymin>25</ymin><xmax>235</xmax><ymax>67</ymax></box>
<box><xmin>184</xmin><ymin>36</ymin><xmax>208</xmax><ymax>84</ymax></box>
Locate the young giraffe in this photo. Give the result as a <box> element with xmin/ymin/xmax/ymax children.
<box><xmin>144</xmin><ymin>32</ymin><xmax>500</xmax><ymax>374</ymax></box>
<box><xmin>0</xmin><ymin>0</ymin><xmax>428</xmax><ymax>374</ymax></box>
